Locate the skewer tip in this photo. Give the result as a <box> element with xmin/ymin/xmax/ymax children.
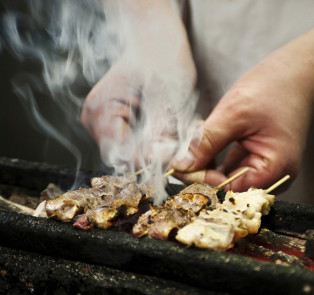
<box><xmin>164</xmin><ymin>168</ymin><xmax>175</xmax><ymax>178</ymax></box>
<box><xmin>265</xmin><ymin>175</ymin><xmax>290</xmax><ymax>194</ymax></box>
<box><xmin>216</xmin><ymin>167</ymin><xmax>250</xmax><ymax>189</ymax></box>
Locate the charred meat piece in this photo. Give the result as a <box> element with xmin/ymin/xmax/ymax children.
<box><xmin>40</xmin><ymin>183</ymin><xmax>64</xmax><ymax>201</ymax></box>
<box><xmin>138</xmin><ymin>182</ymin><xmax>156</xmax><ymax>200</ymax></box>
<box><xmin>73</xmin><ymin>206</ymin><xmax>124</xmax><ymax>230</ymax></box>
<box><xmin>45</xmin><ymin>175</ymin><xmax>143</xmax><ymax>230</ymax></box>
<box><xmin>164</xmin><ymin>182</ymin><xmax>216</xmax><ymax>213</ymax></box>
<box><xmin>165</xmin><ymin>193</ymin><xmax>209</xmax><ymax>213</ymax></box>
<box><xmin>180</xmin><ymin>182</ymin><xmax>218</xmax><ymax>196</ymax></box>
<box><xmin>92</xmin><ymin>175</ymin><xmax>155</xmax><ymax>200</ymax></box>
<box><xmin>132</xmin><ymin>206</ymin><xmax>194</xmax><ymax>239</ymax></box>
<box><xmin>132</xmin><ymin>187</ymin><xmax>212</xmax><ymax>239</ymax></box>
<box><xmin>147</xmin><ymin>208</ymin><xmax>194</xmax><ymax>240</ymax></box>
<box><xmin>45</xmin><ymin>188</ymin><xmax>103</xmax><ymax>222</ymax></box>
<box><xmin>104</xmin><ymin>182</ymin><xmax>142</xmax><ymax>215</ymax></box>
<box><xmin>179</xmin><ymin>183</ymin><xmax>218</xmax><ymax>209</ymax></box>
<box><xmin>132</xmin><ymin>209</ymin><xmax>153</xmax><ymax>237</ymax></box>
<box><xmin>76</xmin><ymin>182</ymin><xmax>143</xmax><ymax>230</ymax></box>
<box><xmin>91</xmin><ymin>174</ymin><xmax>135</xmax><ymax>192</ymax></box>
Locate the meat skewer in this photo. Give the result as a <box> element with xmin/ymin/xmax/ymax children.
<box><xmin>45</xmin><ymin>175</ymin><xmax>144</xmax><ymax>230</ymax></box>
<box><xmin>41</xmin><ymin>160</ymin><xmax>290</xmax><ymax>252</ymax></box>
<box><xmin>175</xmin><ymin>175</ymin><xmax>290</xmax><ymax>250</ymax></box>
<box><xmin>132</xmin><ymin>169</ymin><xmax>251</xmax><ymax>239</ymax></box>
<box><xmin>133</xmin><ymin>167</ymin><xmax>253</xmax><ymax>239</ymax></box>
<box><xmin>132</xmin><ymin>182</ymin><xmax>215</xmax><ymax>239</ymax></box>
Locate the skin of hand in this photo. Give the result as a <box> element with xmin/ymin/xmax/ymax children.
<box><xmin>80</xmin><ymin>0</ymin><xmax>196</xmax><ymax>168</ymax></box>
<box><xmin>173</xmin><ymin>29</ymin><xmax>314</xmax><ymax>192</ymax></box>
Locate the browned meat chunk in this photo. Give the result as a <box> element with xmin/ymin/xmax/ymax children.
<box><xmin>132</xmin><ymin>185</ymin><xmax>213</xmax><ymax>239</ymax></box>
<box><xmin>133</xmin><ymin>206</ymin><xmax>194</xmax><ymax>239</ymax></box>
<box><xmin>45</xmin><ymin>175</ymin><xmax>143</xmax><ymax>229</ymax></box>
<box><xmin>165</xmin><ymin>193</ymin><xmax>209</xmax><ymax>213</ymax></box>
<box><xmin>179</xmin><ymin>183</ymin><xmax>218</xmax><ymax>209</ymax></box>
<box><xmin>45</xmin><ymin>188</ymin><xmax>102</xmax><ymax>221</ymax></box>
<box><xmin>73</xmin><ymin>206</ymin><xmax>123</xmax><ymax>230</ymax></box>
<box><xmin>100</xmin><ymin>182</ymin><xmax>142</xmax><ymax>215</ymax></box>
<box><xmin>91</xmin><ymin>174</ymin><xmax>135</xmax><ymax>192</ymax></box>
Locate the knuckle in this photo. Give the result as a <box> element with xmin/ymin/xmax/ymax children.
<box><xmin>223</xmin><ymin>88</ymin><xmax>260</xmax><ymax>121</ymax></box>
<box><xmin>201</xmin><ymin>127</ymin><xmax>218</xmax><ymax>156</ymax></box>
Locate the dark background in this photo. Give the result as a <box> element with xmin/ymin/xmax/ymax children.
<box><xmin>1</xmin><ymin>1</ymin><xmax>314</xmax><ymax>204</ymax></box>
<box><xmin>0</xmin><ymin>1</ymin><xmax>103</xmax><ymax>171</ymax></box>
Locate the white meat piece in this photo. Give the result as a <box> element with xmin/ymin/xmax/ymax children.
<box><xmin>176</xmin><ymin>188</ymin><xmax>275</xmax><ymax>250</ymax></box>
<box><xmin>176</xmin><ymin>218</ymin><xmax>235</xmax><ymax>250</ymax></box>
<box><xmin>223</xmin><ymin>188</ymin><xmax>274</xmax><ymax>215</ymax></box>
<box><xmin>198</xmin><ymin>207</ymin><xmax>249</xmax><ymax>239</ymax></box>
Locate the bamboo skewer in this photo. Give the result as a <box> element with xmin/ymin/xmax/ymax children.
<box><xmin>135</xmin><ymin>167</ymin><xmax>146</xmax><ymax>176</ymax></box>
<box><xmin>216</xmin><ymin>167</ymin><xmax>250</xmax><ymax>189</ymax></box>
<box><xmin>163</xmin><ymin>168</ymin><xmax>175</xmax><ymax>178</ymax></box>
<box><xmin>135</xmin><ymin>166</ymin><xmax>175</xmax><ymax>177</ymax></box>
<box><xmin>162</xmin><ymin>167</ymin><xmax>249</xmax><ymax>189</ymax></box>
<box><xmin>135</xmin><ymin>165</ymin><xmax>172</xmax><ymax>177</ymax></box>
<box><xmin>143</xmin><ymin>167</ymin><xmax>289</xmax><ymax>194</ymax></box>
<box><xmin>0</xmin><ymin>195</ymin><xmax>35</xmax><ymax>215</ymax></box>
<box><xmin>265</xmin><ymin>175</ymin><xmax>290</xmax><ymax>194</ymax></box>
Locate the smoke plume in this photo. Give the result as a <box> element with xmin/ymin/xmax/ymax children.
<box><xmin>2</xmin><ymin>0</ymin><xmax>201</xmax><ymax>203</ymax></box>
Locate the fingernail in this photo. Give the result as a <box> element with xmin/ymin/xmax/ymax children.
<box><xmin>173</xmin><ymin>153</ymin><xmax>196</xmax><ymax>171</ymax></box>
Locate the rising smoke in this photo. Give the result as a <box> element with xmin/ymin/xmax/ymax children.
<box><xmin>1</xmin><ymin>0</ymin><xmax>201</xmax><ymax>203</ymax></box>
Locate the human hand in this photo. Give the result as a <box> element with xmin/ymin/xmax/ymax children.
<box><xmin>80</xmin><ymin>1</ymin><xmax>198</xmax><ymax>172</ymax></box>
<box><xmin>81</xmin><ymin>56</ymin><xmax>197</xmax><ymax>170</ymax></box>
<box><xmin>173</xmin><ymin>29</ymin><xmax>314</xmax><ymax>191</ymax></box>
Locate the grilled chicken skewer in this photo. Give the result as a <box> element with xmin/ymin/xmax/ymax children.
<box><xmin>42</xmin><ymin>160</ymin><xmax>290</xmax><ymax>252</ymax></box>
<box><xmin>132</xmin><ymin>182</ymin><xmax>217</xmax><ymax>239</ymax></box>
<box><xmin>176</xmin><ymin>175</ymin><xmax>290</xmax><ymax>250</ymax></box>
<box><xmin>132</xmin><ymin>168</ymin><xmax>250</xmax><ymax>239</ymax></box>
<box><xmin>45</xmin><ymin>175</ymin><xmax>143</xmax><ymax>230</ymax></box>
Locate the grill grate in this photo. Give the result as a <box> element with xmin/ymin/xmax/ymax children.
<box><xmin>0</xmin><ymin>157</ymin><xmax>314</xmax><ymax>294</ymax></box>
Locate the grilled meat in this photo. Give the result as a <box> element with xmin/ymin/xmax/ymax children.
<box><xmin>40</xmin><ymin>183</ymin><xmax>64</xmax><ymax>201</ymax></box>
<box><xmin>165</xmin><ymin>193</ymin><xmax>211</xmax><ymax>213</ymax></box>
<box><xmin>45</xmin><ymin>174</ymin><xmax>275</xmax><ymax>252</ymax></box>
<box><xmin>98</xmin><ymin>182</ymin><xmax>142</xmax><ymax>215</ymax></box>
<box><xmin>91</xmin><ymin>174</ymin><xmax>136</xmax><ymax>192</ymax></box>
<box><xmin>176</xmin><ymin>218</ymin><xmax>235</xmax><ymax>250</ymax></box>
<box><xmin>132</xmin><ymin>205</ymin><xmax>194</xmax><ymax>239</ymax></box>
<box><xmin>73</xmin><ymin>206</ymin><xmax>124</xmax><ymax>230</ymax></box>
<box><xmin>132</xmin><ymin>183</ymin><xmax>214</xmax><ymax>239</ymax></box>
<box><xmin>180</xmin><ymin>183</ymin><xmax>218</xmax><ymax>200</ymax></box>
<box><xmin>45</xmin><ymin>188</ymin><xmax>103</xmax><ymax>222</ymax></box>
<box><xmin>45</xmin><ymin>176</ymin><xmax>143</xmax><ymax>229</ymax></box>
<box><xmin>176</xmin><ymin>188</ymin><xmax>275</xmax><ymax>250</ymax></box>
<box><xmin>179</xmin><ymin>183</ymin><xmax>218</xmax><ymax>210</ymax></box>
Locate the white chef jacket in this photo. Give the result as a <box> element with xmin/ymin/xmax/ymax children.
<box><xmin>185</xmin><ymin>0</ymin><xmax>314</xmax><ymax>203</ymax></box>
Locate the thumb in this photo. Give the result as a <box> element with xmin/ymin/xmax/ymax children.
<box><xmin>173</xmin><ymin>109</ymin><xmax>247</xmax><ymax>172</ymax></box>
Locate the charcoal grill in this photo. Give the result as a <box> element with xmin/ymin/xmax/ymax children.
<box><xmin>0</xmin><ymin>157</ymin><xmax>314</xmax><ymax>295</ymax></box>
